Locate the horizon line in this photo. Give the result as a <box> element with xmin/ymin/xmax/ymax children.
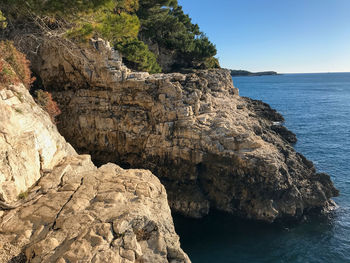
<box><xmin>279</xmin><ymin>71</ymin><xmax>350</xmax><ymax>74</ymax></box>
<box><xmin>227</xmin><ymin>69</ymin><xmax>350</xmax><ymax>74</ymax></box>
<box><xmin>225</xmin><ymin>68</ymin><xmax>350</xmax><ymax>74</ymax></box>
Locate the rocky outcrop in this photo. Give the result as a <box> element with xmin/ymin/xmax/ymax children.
<box><xmin>0</xmin><ymin>81</ymin><xmax>75</xmax><ymax>207</ymax></box>
<box><xmin>25</xmin><ymin>38</ymin><xmax>339</xmax><ymax>223</ymax></box>
<box><xmin>25</xmin><ymin>37</ymin><xmax>132</xmax><ymax>90</ymax></box>
<box><xmin>244</xmin><ymin>98</ymin><xmax>297</xmax><ymax>144</ymax></box>
<box><xmin>19</xmin><ymin>38</ymin><xmax>339</xmax><ymax>222</ymax></box>
<box><xmin>0</xmin><ymin>82</ymin><xmax>189</xmax><ymax>262</ymax></box>
<box><xmin>0</xmin><ymin>157</ymin><xmax>189</xmax><ymax>263</ymax></box>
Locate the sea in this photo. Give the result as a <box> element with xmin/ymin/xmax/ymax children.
<box><xmin>173</xmin><ymin>73</ymin><xmax>350</xmax><ymax>263</ymax></box>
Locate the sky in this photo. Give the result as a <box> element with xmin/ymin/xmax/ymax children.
<box><xmin>178</xmin><ymin>0</ymin><xmax>350</xmax><ymax>73</ymax></box>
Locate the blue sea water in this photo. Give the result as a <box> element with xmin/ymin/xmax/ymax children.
<box><xmin>173</xmin><ymin>73</ymin><xmax>350</xmax><ymax>263</ymax></box>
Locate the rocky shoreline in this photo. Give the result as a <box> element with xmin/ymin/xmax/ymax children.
<box><xmin>29</xmin><ymin>38</ymin><xmax>338</xmax><ymax>222</ymax></box>
<box><xmin>0</xmin><ymin>37</ymin><xmax>339</xmax><ymax>262</ymax></box>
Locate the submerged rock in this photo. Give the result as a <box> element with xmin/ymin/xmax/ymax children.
<box><xmin>26</xmin><ymin>38</ymin><xmax>338</xmax><ymax>223</ymax></box>
<box><xmin>0</xmin><ymin>82</ymin><xmax>189</xmax><ymax>262</ymax></box>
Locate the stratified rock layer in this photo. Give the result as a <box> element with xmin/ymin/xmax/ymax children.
<box><xmin>0</xmin><ymin>82</ymin><xmax>189</xmax><ymax>262</ymax></box>
<box><xmin>28</xmin><ymin>38</ymin><xmax>338</xmax><ymax>222</ymax></box>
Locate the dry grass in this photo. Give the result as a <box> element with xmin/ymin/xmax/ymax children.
<box><xmin>0</xmin><ymin>41</ymin><xmax>35</xmax><ymax>90</ymax></box>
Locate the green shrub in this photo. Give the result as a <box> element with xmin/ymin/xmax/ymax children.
<box><xmin>66</xmin><ymin>23</ymin><xmax>95</xmax><ymax>42</ymax></box>
<box><xmin>1</xmin><ymin>0</ymin><xmax>113</xmax><ymax>16</ymax></box>
<box><xmin>138</xmin><ymin>3</ymin><xmax>219</xmax><ymax>70</ymax></box>
<box><xmin>98</xmin><ymin>12</ymin><xmax>140</xmax><ymax>42</ymax></box>
<box><xmin>0</xmin><ymin>61</ymin><xmax>14</xmax><ymax>88</ymax></box>
<box><xmin>115</xmin><ymin>39</ymin><xmax>161</xmax><ymax>73</ymax></box>
<box><xmin>18</xmin><ymin>191</ymin><xmax>29</xmax><ymax>200</ymax></box>
<box><xmin>202</xmin><ymin>57</ymin><xmax>220</xmax><ymax>69</ymax></box>
<box><xmin>0</xmin><ymin>10</ymin><xmax>7</xmax><ymax>29</ymax></box>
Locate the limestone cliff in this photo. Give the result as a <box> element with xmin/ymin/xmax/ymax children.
<box><xmin>24</xmin><ymin>37</ymin><xmax>338</xmax><ymax>223</ymax></box>
<box><xmin>0</xmin><ymin>80</ymin><xmax>189</xmax><ymax>262</ymax></box>
<box><xmin>0</xmin><ymin>80</ymin><xmax>75</xmax><ymax>208</ymax></box>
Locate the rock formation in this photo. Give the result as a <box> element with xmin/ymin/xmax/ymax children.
<box><xmin>0</xmin><ymin>78</ymin><xmax>189</xmax><ymax>262</ymax></box>
<box><xmin>0</xmin><ymin>79</ymin><xmax>75</xmax><ymax>208</ymax></box>
<box><xmin>24</xmin><ymin>38</ymin><xmax>338</xmax><ymax>223</ymax></box>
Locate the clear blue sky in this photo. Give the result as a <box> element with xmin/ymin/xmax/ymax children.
<box><xmin>178</xmin><ymin>0</ymin><xmax>350</xmax><ymax>73</ymax></box>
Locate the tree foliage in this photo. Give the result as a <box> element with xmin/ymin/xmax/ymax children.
<box><xmin>0</xmin><ymin>11</ymin><xmax>7</xmax><ymax>29</ymax></box>
<box><xmin>138</xmin><ymin>1</ymin><xmax>218</xmax><ymax>70</ymax></box>
<box><xmin>1</xmin><ymin>0</ymin><xmax>161</xmax><ymax>73</ymax></box>
<box><xmin>115</xmin><ymin>38</ymin><xmax>161</xmax><ymax>73</ymax></box>
<box><xmin>0</xmin><ymin>0</ymin><xmax>219</xmax><ymax>73</ymax></box>
<box><xmin>1</xmin><ymin>0</ymin><xmax>112</xmax><ymax>16</ymax></box>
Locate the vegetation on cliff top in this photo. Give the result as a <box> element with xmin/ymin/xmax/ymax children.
<box><xmin>137</xmin><ymin>0</ymin><xmax>219</xmax><ymax>71</ymax></box>
<box><xmin>0</xmin><ymin>41</ymin><xmax>34</xmax><ymax>89</ymax></box>
<box><xmin>230</xmin><ymin>70</ymin><xmax>278</xmax><ymax>77</ymax></box>
<box><xmin>0</xmin><ymin>0</ymin><xmax>219</xmax><ymax>73</ymax></box>
<box><xmin>0</xmin><ymin>40</ymin><xmax>60</xmax><ymax>122</ymax></box>
<box><xmin>0</xmin><ymin>11</ymin><xmax>7</xmax><ymax>29</ymax></box>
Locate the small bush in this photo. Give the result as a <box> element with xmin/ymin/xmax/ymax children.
<box><xmin>66</xmin><ymin>23</ymin><xmax>95</xmax><ymax>43</ymax></box>
<box><xmin>201</xmin><ymin>57</ymin><xmax>220</xmax><ymax>69</ymax></box>
<box><xmin>115</xmin><ymin>39</ymin><xmax>161</xmax><ymax>73</ymax></box>
<box><xmin>34</xmin><ymin>90</ymin><xmax>61</xmax><ymax>123</ymax></box>
<box><xmin>0</xmin><ymin>41</ymin><xmax>35</xmax><ymax>89</ymax></box>
<box><xmin>18</xmin><ymin>191</ymin><xmax>29</xmax><ymax>200</ymax></box>
<box><xmin>0</xmin><ymin>60</ymin><xmax>15</xmax><ymax>89</ymax></box>
<box><xmin>0</xmin><ymin>10</ymin><xmax>7</xmax><ymax>29</ymax></box>
<box><xmin>15</xmin><ymin>108</ymin><xmax>23</xmax><ymax>114</ymax></box>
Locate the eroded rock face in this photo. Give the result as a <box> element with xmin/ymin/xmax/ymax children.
<box><xmin>0</xmin><ymin>82</ymin><xmax>189</xmax><ymax>262</ymax></box>
<box><xmin>25</xmin><ymin>37</ymin><xmax>132</xmax><ymax>89</ymax></box>
<box><xmin>29</xmin><ymin>38</ymin><xmax>339</xmax><ymax>222</ymax></box>
<box><xmin>0</xmin><ymin>82</ymin><xmax>75</xmax><ymax>207</ymax></box>
<box><xmin>0</xmin><ymin>157</ymin><xmax>189</xmax><ymax>263</ymax></box>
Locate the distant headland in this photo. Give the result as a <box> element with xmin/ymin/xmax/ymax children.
<box><xmin>229</xmin><ymin>69</ymin><xmax>278</xmax><ymax>77</ymax></box>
